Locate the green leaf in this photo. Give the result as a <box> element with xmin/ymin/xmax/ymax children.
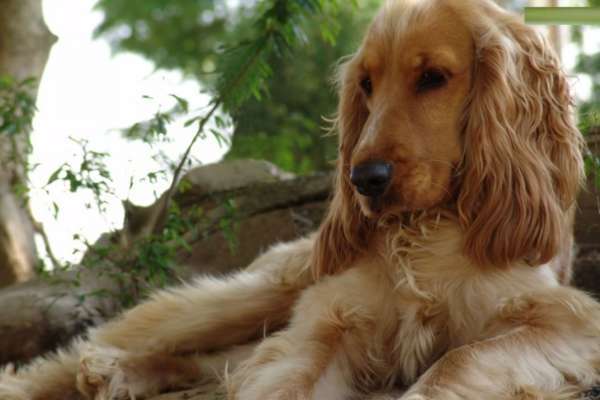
<box><xmin>47</xmin><ymin>166</ymin><xmax>64</xmax><ymax>185</ymax></box>
<box><xmin>170</xmin><ymin>94</ymin><xmax>189</xmax><ymax>113</ymax></box>
<box><xmin>184</xmin><ymin>116</ymin><xmax>197</xmax><ymax>127</ymax></box>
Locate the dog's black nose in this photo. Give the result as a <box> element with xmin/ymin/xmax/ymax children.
<box><xmin>350</xmin><ymin>161</ymin><xmax>393</xmax><ymax>197</ymax></box>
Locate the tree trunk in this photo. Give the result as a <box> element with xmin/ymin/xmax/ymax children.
<box><xmin>0</xmin><ymin>0</ymin><xmax>56</xmax><ymax>287</ymax></box>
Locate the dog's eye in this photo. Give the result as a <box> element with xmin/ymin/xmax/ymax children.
<box><xmin>416</xmin><ymin>69</ymin><xmax>447</xmax><ymax>93</ymax></box>
<box><xmin>360</xmin><ymin>77</ymin><xmax>373</xmax><ymax>96</ymax></box>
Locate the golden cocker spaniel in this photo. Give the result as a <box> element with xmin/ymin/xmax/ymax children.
<box><xmin>1</xmin><ymin>0</ymin><xmax>598</xmax><ymax>399</ymax></box>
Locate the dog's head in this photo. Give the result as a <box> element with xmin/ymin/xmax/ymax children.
<box><xmin>312</xmin><ymin>0</ymin><xmax>584</xmax><ymax>277</ymax></box>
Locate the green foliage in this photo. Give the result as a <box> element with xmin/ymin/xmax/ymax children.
<box><xmin>95</xmin><ymin>0</ymin><xmax>233</xmax><ymax>77</ymax></box>
<box><xmin>0</xmin><ymin>76</ymin><xmax>37</xmax><ymax>138</ymax></box>
<box><xmin>217</xmin><ymin>198</ymin><xmax>239</xmax><ymax>253</ymax></box>
<box><xmin>0</xmin><ymin>76</ymin><xmax>37</xmax><ymax>198</ymax></box>
<box><xmin>95</xmin><ymin>0</ymin><xmax>378</xmax><ymax>173</ymax></box>
<box><xmin>35</xmin><ymin>130</ymin><xmax>190</xmax><ymax>304</ymax></box>
<box><xmin>40</xmin><ymin>201</ymin><xmax>196</xmax><ymax>307</ymax></box>
<box><xmin>585</xmin><ymin>151</ymin><xmax>600</xmax><ymax>189</ymax></box>
<box><xmin>84</xmin><ymin>195</ymin><xmax>239</xmax><ymax>307</ymax></box>
<box><xmin>576</xmin><ymin>52</ymin><xmax>600</xmax><ymax>136</ymax></box>
<box><xmin>46</xmin><ymin>138</ymin><xmax>114</xmax><ymax>213</ymax></box>
<box><xmin>225</xmin><ymin>2</ymin><xmax>374</xmax><ymax>172</ymax></box>
<box><xmin>215</xmin><ymin>0</ymin><xmax>345</xmax><ymax>110</ymax></box>
<box><xmin>123</xmin><ymin>95</ymin><xmax>189</xmax><ymax>143</ymax></box>
<box><xmin>119</xmin><ymin>202</ymin><xmax>194</xmax><ymax>304</ymax></box>
<box><xmin>572</xmin><ymin>3</ymin><xmax>600</xmax><ymax>188</ymax></box>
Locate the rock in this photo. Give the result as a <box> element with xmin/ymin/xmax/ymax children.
<box><xmin>181</xmin><ymin>159</ymin><xmax>295</xmax><ymax>197</ymax></box>
<box><xmin>0</xmin><ymin>264</ymin><xmax>120</xmax><ymax>365</ymax></box>
<box><xmin>179</xmin><ymin>202</ymin><xmax>326</xmax><ymax>277</ymax></box>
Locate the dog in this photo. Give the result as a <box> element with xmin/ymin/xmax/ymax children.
<box><xmin>1</xmin><ymin>0</ymin><xmax>597</xmax><ymax>399</ymax></box>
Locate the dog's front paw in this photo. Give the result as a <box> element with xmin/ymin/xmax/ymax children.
<box><xmin>77</xmin><ymin>345</ymin><xmax>161</xmax><ymax>400</ymax></box>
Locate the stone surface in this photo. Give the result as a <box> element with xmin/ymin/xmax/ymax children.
<box><xmin>182</xmin><ymin>159</ymin><xmax>295</xmax><ymax>196</ymax></box>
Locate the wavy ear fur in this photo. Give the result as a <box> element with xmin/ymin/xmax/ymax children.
<box><xmin>310</xmin><ymin>58</ymin><xmax>374</xmax><ymax>279</ymax></box>
<box><xmin>457</xmin><ymin>5</ymin><xmax>585</xmax><ymax>268</ymax></box>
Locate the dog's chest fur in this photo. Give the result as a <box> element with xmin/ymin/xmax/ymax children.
<box><xmin>335</xmin><ymin>220</ymin><xmax>559</xmax><ymax>390</ymax></box>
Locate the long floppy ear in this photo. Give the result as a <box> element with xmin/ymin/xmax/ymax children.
<box><xmin>458</xmin><ymin>6</ymin><xmax>585</xmax><ymax>268</ymax></box>
<box><xmin>310</xmin><ymin>57</ymin><xmax>374</xmax><ymax>279</ymax></box>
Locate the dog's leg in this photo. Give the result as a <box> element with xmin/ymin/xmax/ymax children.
<box><xmin>401</xmin><ymin>287</ymin><xmax>600</xmax><ymax>400</ymax></box>
<box><xmin>76</xmin><ymin>238</ymin><xmax>314</xmax><ymax>399</ymax></box>
<box><xmin>77</xmin><ymin>342</ymin><xmax>256</xmax><ymax>400</ymax></box>
<box><xmin>228</xmin><ymin>265</ymin><xmax>383</xmax><ymax>400</ymax></box>
<box><xmin>0</xmin><ymin>338</ymin><xmax>84</xmax><ymax>400</ymax></box>
<box><xmin>91</xmin><ymin>238</ymin><xmax>314</xmax><ymax>353</ymax></box>
<box><xmin>0</xmin><ymin>238</ymin><xmax>313</xmax><ymax>400</ymax></box>
<box><xmin>230</xmin><ymin>341</ymin><xmax>357</xmax><ymax>400</ymax></box>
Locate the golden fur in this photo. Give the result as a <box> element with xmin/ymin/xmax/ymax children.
<box><xmin>0</xmin><ymin>1</ymin><xmax>596</xmax><ymax>399</ymax></box>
